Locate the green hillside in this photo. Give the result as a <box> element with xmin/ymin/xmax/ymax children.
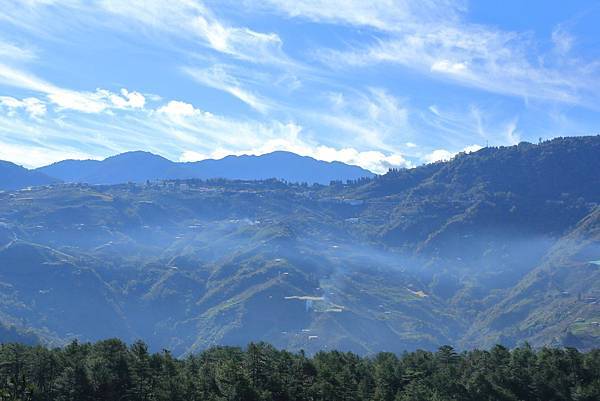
<box><xmin>0</xmin><ymin>136</ymin><xmax>598</xmax><ymax>354</ymax></box>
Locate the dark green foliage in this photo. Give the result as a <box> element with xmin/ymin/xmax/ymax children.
<box><xmin>0</xmin><ymin>340</ymin><xmax>598</xmax><ymax>401</ymax></box>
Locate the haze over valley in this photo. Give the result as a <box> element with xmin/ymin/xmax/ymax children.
<box><xmin>1</xmin><ymin>1</ymin><xmax>600</xmax><ymax>399</ymax></box>
<box><xmin>1</xmin><ymin>136</ymin><xmax>598</xmax><ymax>355</ymax></box>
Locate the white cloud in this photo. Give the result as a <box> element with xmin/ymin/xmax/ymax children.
<box><xmin>463</xmin><ymin>144</ymin><xmax>483</xmax><ymax>153</ymax></box>
<box><xmin>157</xmin><ymin>100</ymin><xmax>205</xmax><ymax>118</ymax></box>
<box><xmin>0</xmin><ymin>96</ymin><xmax>46</xmax><ymax>117</ymax></box>
<box><xmin>47</xmin><ymin>90</ymin><xmax>109</xmax><ymax>113</ymax></box>
<box><xmin>0</xmin><ymin>68</ymin><xmax>111</xmax><ymax>113</ymax></box>
<box><xmin>236</xmin><ymin>141</ymin><xmax>409</xmax><ymax>173</ymax></box>
<box><xmin>107</xmin><ymin>88</ymin><xmax>146</xmax><ymax>109</ymax></box>
<box><xmin>193</xmin><ymin>15</ymin><xmax>286</xmax><ymax>64</ymax></box>
<box><xmin>0</xmin><ymin>88</ymin><xmax>406</xmax><ymax>173</ymax></box>
<box><xmin>1</xmin><ymin>0</ymin><xmax>587</xmax><ymax>173</ymax></box>
<box><xmin>422</xmin><ymin>144</ymin><xmax>482</xmax><ymax>163</ymax></box>
<box><xmin>178</xmin><ymin>150</ymin><xmax>205</xmax><ymax>162</ymax></box>
<box><xmin>0</xmin><ymin>62</ymin><xmax>147</xmax><ymax>113</ymax></box>
<box><xmin>322</xmin><ymin>26</ymin><xmax>592</xmax><ymax>104</ymax></box>
<box><xmin>154</xmin><ymin>99</ymin><xmax>300</xmax><ymax>152</ymax></box>
<box><xmin>431</xmin><ymin>59</ymin><xmax>467</xmax><ymax>74</ymax></box>
<box><xmin>423</xmin><ymin>149</ymin><xmax>454</xmax><ymax>163</ymax></box>
<box><xmin>179</xmin><ymin>141</ymin><xmax>408</xmax><ymax>174</ymax></box>
<box><xmin>47</xmin><ymin>88</ymin><xmax>146</xmax><ymax>113</ymax></box>
<box><xmin>183</xmin><ymin>65</ymin><xmax>270</xmax><ymax>113</ymax></box>
<box><xmin>309</xmin><ymin>147</ymin><xmax>409</xmax><ymax>173</ymax></box>
<box><xmin>155</xmin><ymin>98</ymin><xmax>407</xmax><ymax>173</ymax></box>
<box><xmin>308</xmin><ymin>2</ymin><xmax>598</xmax><ymax>106</ymax></box>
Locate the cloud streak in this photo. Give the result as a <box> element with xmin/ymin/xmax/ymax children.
<box><xmin>317</xmin><ymin>24</ymin><xmax>597</xmax><ymax>106</ymax></box>
<box><xmin>251</xmin><ymin>0</ymin><xmax>465</xmax><ymax>32</ymax></box>
<box><xmin>0</xmin><ymin>63</ymin><xmax>146</xmax><ymax>113</ymax></box>
<box><xmin>96</xmin><ymin>0</ymin><xmax>292</xmax><ymax>66</ymax></box>
<box><xmin>183</xmin><ymin>65</ymin><xmax>271</xmax><ymax>113</ymax></box>
<box><xmin>0</xmin><ymin>0</ymin><xmax>597</xmax><ymax>175</ymax></box>
<box><xmin>254</xmin><ymin>0</ymin><xmax>598</xmax><ymax>107</ymax></box>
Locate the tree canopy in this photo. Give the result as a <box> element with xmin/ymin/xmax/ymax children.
<box><xmin>0</xmin><ymin>340</ymin><xmax>598</xmax><ymax>401</ymax></box>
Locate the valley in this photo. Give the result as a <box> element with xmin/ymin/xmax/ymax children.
<box><xmin>0</xmin><ymin>136</ymin><xmax>598</xmax><ymax>355</ymax></box>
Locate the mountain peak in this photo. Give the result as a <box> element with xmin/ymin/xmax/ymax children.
<box><xmin>0</xmin><ymin>161</ymin><xmax>58</xmax><ymax>191</ymax></box>
<box><xmin>31</xmin><ymin>151</ymin><xmax>373</xmax><ymax>186</ymax></box>
<box><xmin>105</xmin><ymin>151</ymin><xmax>170</xmax><ymax>161</ymax></box>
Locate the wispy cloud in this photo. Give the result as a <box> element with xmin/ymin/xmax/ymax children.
<box><xmin>422</xmin><ymin>103</ymin><xmax>522</xmax><ymax>148</ymax></box>
<box><xmin>156</xmin><ymin>100</ymin><xmax>408</xmax><ymax>173</ymax></box>
<box><xmin>0</xmin><ymin>63</ymin><xmax>146</xmax><ymax>113</ymax></box>
<box><xmin>250</xmin><ymin>0</ymin><xmax>465</xmax><ymax>32</ymax></box>
<box><xmin>0</xmin><ymin>0</ymin><xmax>597</xmax><ymax>174</ymax></box>
<box><xmin>0</xmin><ymin>141</ymin><xmax>96</xmax><ymax>169</ymax></box>
<box><xmin>552</xmin><ymin>24</ymin><xmax>574</xmax><ymax>55</ymax></box>
<box><xmin>256</xmin><ymin>0</ymin><xmax>598</xmax><ymax>107</ymax></box>
<box><xmin>309</xmin><ymin>88</ymin><xmax>411</xmax><ymax>152</ymax></box>
<box><xmin>93</xmin><ymin>0</ymin><xmax>291</xmax><ymax>66</ymax></box>
<box><xmin>0</xmin><ymin>38</ymin><xmax>37</xmax><ymax>61</ymax></box>
<box><xmin>183</xmin><ymin>65</ymin><xmax>271</xmax><ymax>113</ymax></box>
<box><xmin>0</xmin><ymin>92</ymin><xmax>406</xmax><ymax>173</ymax></box>
<box><xmin>318</xmin><ymin>25</ymin><xmax>597</xmax><ymax>106</ymax></box>
<box><xmin>2</xmin><ymin>0</ymin><xmax>293</xmax><ymax>66</ymax></box>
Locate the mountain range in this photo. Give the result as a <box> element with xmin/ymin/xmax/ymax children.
<box><xmin>0</xmin><ymin>161</ymin><xmax>59</xmax><ymax>191</ymax></box>
<box><xmin>0</xmin><ymin>135</ymin><xmax>598</xmax><ymax>355</ymax></box>
<box><xmin>25</xmin><ymin>151</ymin><xmax>373</xmax><ymax>187</ymax></box>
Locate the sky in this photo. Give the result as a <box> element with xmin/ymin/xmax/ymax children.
<box><xmin>0</xmin><ymin>0</ymin><xmax>599</xmax><ymax>173</ymax></box>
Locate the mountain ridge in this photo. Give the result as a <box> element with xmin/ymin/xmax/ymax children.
<box><xmin>34</xmin><ymin>150</ymin><xmax>375</xmax><ymax>185</ymax></box>
<box><xmin>0</xmin><ymin>160</ymin><xmax>58</xmax><ymax>191</ymax></box>
<box><xmin>0</xmin><ymin>135</ymin><xmax>598</xmax><ymax>354</ymax></box>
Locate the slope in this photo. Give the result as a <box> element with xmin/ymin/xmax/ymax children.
<box><xmin>0</xmin><ymin>161</ymin><xmax>58</xmax><ymax>191</ymax></box>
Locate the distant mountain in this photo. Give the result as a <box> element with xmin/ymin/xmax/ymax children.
<box><xmin>38</xmin><ymin>151</ymin><xmax>180</xmax><ymax>185</ymax></box>
<box><xmin>36</xmin><ymin>151</ymin><xmax>375</xmax><ymax>185</ymax></box>
<box><xmin>33</xmin><ymin>159</ymin><xmax>102</xmax><ymax>183</ymax></box>
<box><xmin>185</xmin><ymin>151</ymin><xmax>375</xmax><ymax>183</ymax></box>
<box><xmin>358</xmin><ymin>135</ymin><xmax>600</xmax><ymax>249</ymax></box>
<box><xmin>0</xmin><ymin>161</ymin><xmax>58</xmax><ymax>191</ymax></box>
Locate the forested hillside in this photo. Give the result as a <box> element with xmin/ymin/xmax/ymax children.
<box><xmin>0</xmin><ymin>340</ymin><xmax>599</xmax><ymax>401</ymax></box>
<box><xmin>0</xmin><ymin>136</ymin><xmax>598</xmax><ymax>355</ymax></box>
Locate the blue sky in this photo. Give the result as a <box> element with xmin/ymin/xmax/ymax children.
<box><xmin>0</xmin><ymin>0</ymin><xmax>599</xmax><ymax>173</ymax></box>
